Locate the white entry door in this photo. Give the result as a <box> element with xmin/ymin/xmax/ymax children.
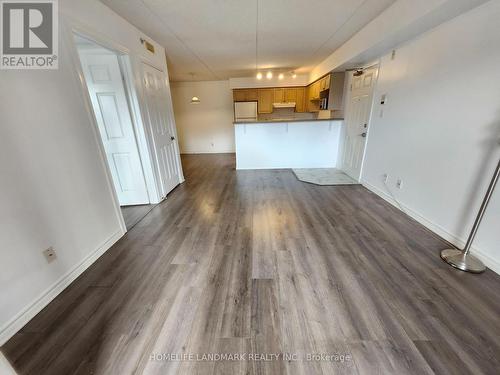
<box><xmin>142</xmin><ymin>63</ymin><xmax>180</xmax><ymax>198</ymax></box>
<box><xmin>79</xmin><ymin>53</ymin><xmax>149</xmax><ymax>206</ymax></box>
<box><xmin>342</xmin><ymin>67</ymin><xmax>378</xmax><ymax>181</ymax></box>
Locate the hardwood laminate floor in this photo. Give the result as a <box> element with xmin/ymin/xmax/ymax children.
<box><xmin>122</xmin><ymin>204</ymin><xmax>156</xmax><ymax>231</ymax></box>
<box><xmin>2</xmin><ymin>154</ymin><xmax>500</xmax><ymax>375</ymax></box>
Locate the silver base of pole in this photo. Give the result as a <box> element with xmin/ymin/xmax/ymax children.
<box><xmin>440</xmin><ymin>249</ymin><xmax>486</xmax><ymax>274</ymax></box>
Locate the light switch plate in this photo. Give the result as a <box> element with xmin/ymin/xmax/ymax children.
<box><xmin>43</xmin><ymin>247</ymin><xmax>57</xmax><ymax>263</ymax></box>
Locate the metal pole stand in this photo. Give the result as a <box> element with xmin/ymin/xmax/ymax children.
<box><xmin>441</xmin><ymin>158</ymin><xmax>500</xmax><ymax>274</ymax></box>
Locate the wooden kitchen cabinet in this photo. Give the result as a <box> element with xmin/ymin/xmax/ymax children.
<box><xmin>246</xmin><ymin>89</ymin><xmax>258</xmax><ymax>101</ymax></box>
<box><xmin>311</xmin><ymin>81</ymin><xmax>320</xmax><ymax>100</ymax></box>
<box><xmin>234</xmin><ymin>86</ymin><xmax>310</xmax><ymax>114</ymax></box>
<box><xmin>274</xmin><ymin>87</ymin><xmax>305</xmax><ymax>112</ymax></box>
<box><xmin>306</xmin><ymin>84</ymin><xmax>320</xmax><ymax>112</ymax></box>
<box><xmin>258</xmin><ymin>89</ymin><xmax>274</xmax><ymax>113</ymax></box>
<box><xmin>233</xmin><ymin>89</ymin><xmax>258</xmax><ymax>102</ymax></box>
<box><xmin>284</xmin><ymin>88</ymin><xmax>297</xmax><ymax>103</ymax></box>
<box><xmin>233</xmin><ymin>89</ymin><xmax>246</xmax><ymax>102</ymax></box>
<box><xmin>295</xmin><ymin>88</ymin><xmax>305</xmax><ymax>112</ymax></box>
<box><xmin>274</xmin><ymin>87</ymin><xmax>299</xmax><ymax>104</ymax></box>
<box><xmin>306</xmin><ymin>86</ymin><xmax>313</xmax><ymax>111</ymax></box>
<box><xmin>320</xmin><ymin>78</ymin><xmax>326</xmax><ymax>91</ymax></box>
<box><xmin>320</xmin><ymin>74</ymin><xmax>331</xmax><ymax>91</ymax></box>
<box><xmin>325</xmin><ymin>74</ymin><xmax>331</xmax><ymax>90</ymax></box>
<box><xmin>273</xmin><ymin>88</ymin><xmax>284</xmax><ymax>103</ymax></box>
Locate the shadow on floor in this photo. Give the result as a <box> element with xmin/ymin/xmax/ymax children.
<box><xmin>121</xmin><ymin>204</ymin><xmax>156</xmax><ymax>230</ymax></box>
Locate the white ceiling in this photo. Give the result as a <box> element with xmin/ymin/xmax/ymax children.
<box><xmin>100</xmin><ymin>0</ymin><xmax>396</xmax><ymax>81</ymax></box>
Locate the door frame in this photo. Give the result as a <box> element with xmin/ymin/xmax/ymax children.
<box><xmin>70</xmin><ymin>30</ymin><xmax>157</xmax><ymax>201</ymax></box>
<box><xmin>64</xmin><ymin>21</ymin><xmax>160</xmax><ymax>234</ymax></box>
<box><xmin>64</xmin><ymin>18</ymin><xmax>184</xmax><ymax>212</ymax></box>
<box><xmin>63</xmin><ymin>23</ymin><xmax>125</xmax><ymax>234</ymax></box>
<box><xmin>341</xmin><ymin>64</ymin><xmax>380</xmax><ymax>181</ymax></box>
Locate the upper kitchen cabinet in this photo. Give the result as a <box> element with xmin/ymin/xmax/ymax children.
<box><xmin>246</xmin><ymin>89</ymin><xmax>258</xmax><ymax>101</ymax></box>
<box><xmin>311</xmin><ymin>81</ymin><xmax>321</xmax><ymax>100</ymax></box>
<box><xmin>273</xmin><ymin>88</ymin><xmax>284</xmax><ymax>103</ymax></box>
<box><xmin>284</xmin><ymin>88</ymin><xmax>297</xmax><ymax>103</ymax></box>
<box><xmin>258</xmin><ymin>89</ymin><xmax>274</xmax><ymax>114</ymax></box>
<box><xmin>233</xmin><ymin>89</ymin><xmax>258</xmax><ymax>102</ymax></box>
<box><xmin>306</xmin><ymin>86</ymin><xmax>318</xmax><ymax>112</ymax></box>
<box><xmin>320</xmin><ymin>74</ymin><xmax>331</xmax><ymax>91</ymax></box>
<box><xmin>307</xmin><ymin>74</ymin><xmax>331</xmax><ymax>100</ymax></box>
<box><xmin>233</xmin><ymin>90</ymin><xmax>246</xmax><ymax>102</ymax></box>
<box><xmin>294</xmin><ymin>88</ymin><xmax>306</xmax><ymax>112</ymax></box>
<box><xmin>272</xmin><ymin>87</ymin><xmax>305</xmax><ymax>112</ymax></box>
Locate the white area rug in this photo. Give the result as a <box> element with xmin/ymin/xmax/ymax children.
<box><xmin>293</xmin><ymin>168</ymin><xmax>359</xmax><ymax>186</ymax></box>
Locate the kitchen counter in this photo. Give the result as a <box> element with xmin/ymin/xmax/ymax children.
<box><xmin>233</xmin><ymin>117</ymin><xmax>344</xmax><ymax>124</ymax></box>
<box><xmin>234</xmin><ymin>119</ymin><xmax>344</xmax><ymax>170</ymax></box>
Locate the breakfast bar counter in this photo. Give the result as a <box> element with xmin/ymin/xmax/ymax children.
<box><xmin>234</xmin><ymin>119</ymin><xmax>344</xmax><ymax>170</ymax></box>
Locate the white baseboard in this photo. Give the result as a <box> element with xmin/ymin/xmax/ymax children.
<box><xmin>362</xmin><ymin>180</ymin><xmax>500</xmax><ymax>275</ymax></box>
<box><xmin>0</xmin><ymin>353</ymin><xmax>16</xmax><ymax>375</ymax></box>
<box><xmin>0</xmin><ymin>230</ymin><xmax>124</xmax><ymax>346</ymax></box>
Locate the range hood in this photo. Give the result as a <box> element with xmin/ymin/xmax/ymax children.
<box><xmin>273</xmin><ymin>102</ymin><xmax>296</xmax><ymax>108</ymax></box>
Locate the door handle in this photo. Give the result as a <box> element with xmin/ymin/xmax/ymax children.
<box><xmin>170</xmin><ymin>136</ymin><xmax>175</xmax><ymax>141</ymax></box>
<box><xmin>361</xmin><ymin>132</ymin><xmax>367</xmax><ymax>138</ymax></box>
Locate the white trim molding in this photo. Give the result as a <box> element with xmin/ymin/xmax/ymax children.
<box><xmin>362</xmin><ymin>181</ymin><xmax>500</xmax><ymax>275</ymax></box>
<box><xmin>0</xmin><ymin>230</ymin><xmax>124</xmax><ymax>346</ymax></box>
<box><xmin>0</xmin><ymin>352</ymin><xmax>17</xmax><ymax>375</ymax></box>
<box><xmin>0</xmin><ymin>353</ymin><xmax>17</xmax><ymax>375</ymax></box>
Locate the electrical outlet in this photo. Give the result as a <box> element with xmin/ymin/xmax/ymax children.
<box><xmin>383</xmin><ymin>173</ymin><xmax>388</xmax><ymax>183</ymax></box>
<box><xmin>43</xmin><ymin>247</ymin><xmax>57</xmax><ymax>263</ymax></box>
<box><xmin>396</xmin><ymin>179</ymin><xmax>403</xmax><ymax>189</ymax></box>
<box><xmin>211</xmin><ymin>142</ymin><xmax>214</xmax><ymax>147</ymax></box>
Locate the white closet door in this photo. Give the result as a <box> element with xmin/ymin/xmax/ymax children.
<box><xmin>80</xmin><ymin>53</ymin><xmax>149</xmax><ymax>206</ymax></box>
<box><xmin>142</xmin><ymin>63</ymin><xmax>180</xmax><ymax>198</ymax></box>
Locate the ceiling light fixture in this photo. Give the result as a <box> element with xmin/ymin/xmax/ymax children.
<box><xmin>278</xmin><ymin>73</ymin><xmax>284</xmax><ymax>80</ymax></box>
<box><xmin>189</xmin><ymin>73</ymin><xmax>200</xmax><ymax>103</ymax></box>
<box><xmin>292</xmin><ymin>72</ymin><xmax>297</xmax><ymax>79</ymax></box>
<box><xmin>188</xmin><ymin>73</ymin><xmax>200</xmax><ymax>103</ymax></box>
<box><xmin>266</xmin><ymin>71</ymin><xmax>273</xmax><ymax>79</ymax></box>
<box><xmin>256</xmin><ymin>72</ymin><xmax>262</xmax><ymax>80</ymax></box>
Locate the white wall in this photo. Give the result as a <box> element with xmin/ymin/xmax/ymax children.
<box><xmin>235</xmin><ymin>121</ymin><xmax>343</xmax><ymax>169</ymax></box>
<box><xmin>362</xmin><ymin>0</ymin><xmax>500</xmax><ymax>273</ymax></box>
<box><xmin>171</xmin><ymin>80</ymin><xmax>236</xmax><ymax>154</ymax></box>
<box><xmin>0</xmin><ymin>0</ymin><xmax>175</xmax><ymax>344</ymax></box>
